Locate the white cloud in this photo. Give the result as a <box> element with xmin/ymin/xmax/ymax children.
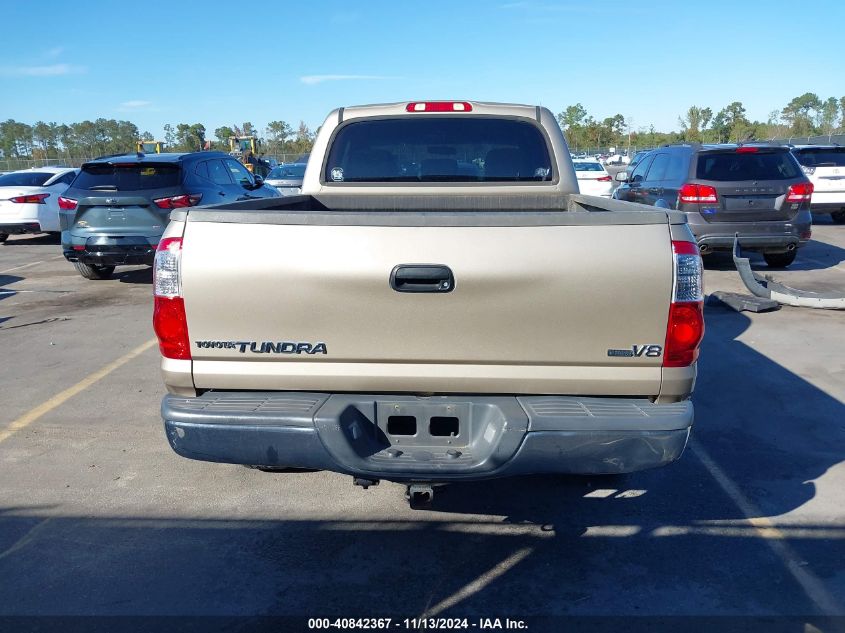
<box><xmin>120</xmin><ymin>100</ymin><xmax>152</xmax><ymax>109</ymax></box>
<box><xmin>300</xmin><ymin>74</ymin><xmax>399</xmax><ymax>85</ymax></box>
<box><xmin>44</xmin><ymin>46</ymin><xmax>65</xmax><ymax>59</ymax></box>
<box><xmin>0</xmin><ymin>63</ymin><xmax>85</xmax><ymax>77</ymax></box>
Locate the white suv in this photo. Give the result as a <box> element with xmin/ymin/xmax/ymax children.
<box><xmin>790</xmin><ymin>146</ymin><xmax>845</xmax><ymax>223</ymax></box>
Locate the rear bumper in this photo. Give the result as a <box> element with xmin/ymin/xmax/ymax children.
<box><xmin>62</xmin><ymin>234</ymin><xmax>157</xmax><ymax>266</ymax></box>
<box><xmin>162</xmin><ymin>392</ymin><xmax>693</xmax><ymax>481</ymax></box>
<box><xmin>686</xmin><ymin>212</ymin><xmax>812</xmax><ymax>253</ymax></box>
<box><xmin>0</xmin><ymin>222</ymin><xmax>41</xmax><ymax>235</ymax></box>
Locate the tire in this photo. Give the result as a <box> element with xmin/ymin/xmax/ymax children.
<box><xmin>73</xmin><ymin>261</ymin><xmax>115</xmax><ymax>280</ymax></box>
<box><xmin>831</xmin><ymin>210</ymin><xmax>845</xmax><ymax>224</ymax></box>
<box><xmin>763</xmin><ymin>250</ymin><xmax>797</xmax><ymax>268</ymax></box>
<box><xmin>0</xmin><ymin>233</ymin><xmax>8</xmax><ymax>244</ymax></box>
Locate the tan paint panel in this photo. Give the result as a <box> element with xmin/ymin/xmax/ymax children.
<box><xmin>180</xmin><ymin>221</ymin><xmax>672</xmax><ymax>396</ymax></box>
<box><xmin>191</xmin><ymin>360</ymin><xmax>662</xmax><ymax>396</ymax></box>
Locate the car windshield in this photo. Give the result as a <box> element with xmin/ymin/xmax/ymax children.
<box><xmin>74</xmin><ymin>163</ymin><xmax>181</xmax><ymax>191</ymax></box>
<box><xmin>792</xmin><ymin>148</ymin><xmax>845</xmax><ymax>167</ymax></box>
<box><xmin>0</xmin><ymin>172</ymin><xmax>53</xmax><ymax>187</ymax></box>
<box><xmin>324</xmin><ymin>117</ymin><xmax>553</xmax><ymax>182</ymax></box>
<box><xmin>696</xmin><ymin>150</ymin><xmax>801</xmax><ymax>181</ymax></box>
<box><xmin>268</xmin><ymin>164</ymin><xmax>306</xmax><ymax>179</ymax></box>
<box><xmin>572</xmin><ymin>162</ymin><xmax>605</xmax><ymax>172</ymax></box>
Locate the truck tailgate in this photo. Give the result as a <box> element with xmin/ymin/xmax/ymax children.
<box><xmin>181</xmin><ymin>212</ymin><xmax>673</xmax><ymax>396</ymax></box>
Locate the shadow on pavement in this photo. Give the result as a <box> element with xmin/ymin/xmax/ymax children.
<box><xmin>0</xmin><ymin>309</ymin><xmax>842</xmax><ymax>625</ymax></box>
<box><xmin>0</xmin><ymin>274</ymin><xmax>23</xmax><ymax>304</ymax></box>
<box><xmin>0</xmin><ymin>233</ymin><xmax>60</xmax><ymax>246</ymax></box>
<box><xmin>117</xmin><ymin>267</ymin><xmax>152</xmax><ymax>285</ymax></box>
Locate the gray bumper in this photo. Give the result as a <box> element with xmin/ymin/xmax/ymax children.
<box><xmin>685</xmin><ymin>212</ymin><xmax>811</xmax><ymax>252</ymax></box>
<box><xmin>162</xmin><ymin>392</ymin><xmax>692</xmax><ymax>481</ymax></box>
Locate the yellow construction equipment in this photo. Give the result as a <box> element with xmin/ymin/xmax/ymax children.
<box><xmin>137</xmin><ymin>141</ymin><xmax>166</xmax><ymax>154</ymax></box>
<box><xmin>228</xmin><ymin>135</ymin><xmax>270</xmax><ymax>176</ymax></box>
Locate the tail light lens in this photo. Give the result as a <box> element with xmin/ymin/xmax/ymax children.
<box><xmin>10</xmin><ymin>193</ymin><xmax>50</xmax><ymax>204</ymax></box>
<box><xmin>785</xmin><ymin>182</ymin><xmax>813</xmax><ymax>203</ymax></box>
<box><xmin>597</xmin><ymin>175</ymin><xmax>612</xmax><ymax>182</ymax></box>
<box><xmin>665</xmin><ymin>240</ymin><xmax>704</xmax><ymax>368</ymax></box>
<box><xmin>153</xmin><ymin>194</ymin><xmax>202</xmax><ymax>210</ymax></box>
<box><xmin>679</xmin><ymin>183</ymin><xmax>718</xmax><ymax>204</ymax></box>
<box><xmin>153</xmin><ymin>236</ymin><xmax>191</xmax><ymax>360</ymax></box>
<box><xmin>58</xmin><ymin>196</ymin><xmax>78</xmax><ymax>210</ymax></box>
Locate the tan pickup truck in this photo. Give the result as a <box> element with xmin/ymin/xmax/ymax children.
<box><xmin>153</xmin><ymin>101</ymin><xmax>704</xmax><ymax>505</ymax></box>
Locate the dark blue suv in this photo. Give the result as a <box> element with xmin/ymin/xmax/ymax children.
<box><xmin>60</xmin><ymin>151</ymin><xmax>280</xmax><ymax>279</ymax></box>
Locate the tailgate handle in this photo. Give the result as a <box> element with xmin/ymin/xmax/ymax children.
<box><xmin>390</xmin><ymin>265</ymin><xmax>454</xmax><ymax>293</ymax></box>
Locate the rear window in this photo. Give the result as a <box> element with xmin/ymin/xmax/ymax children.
<box><xmin>74</xmin><ymin>163</ymin><xmax>181</xmax><ymax>191</ymax></box>
<box><xmin>696</xmin><ymin>150</ymin><xmax>800</xmax><ymax>181</ymax></box>
<box><xmin>0</xmin><ymin>172</ymin><xmax>53</xmax><ymax>187</ymax></box>
<box><xmin>268</xmin><ymin>164</ymin><xmax>306</xmax><ymax>179</ymax></box>
<box><xmin>792</xmin><ymin>148</ymin><xmax>845</xmax><ymax>167</ymax></box>
<box><xmin>324</xmin><ymin>117</ymin><xmax>553</xmax><ymax>183</ymax></box>
<box><xmin>572</xmin><ymin>162</ymin><xmax>604</xmax><ymax>172</ymax></box>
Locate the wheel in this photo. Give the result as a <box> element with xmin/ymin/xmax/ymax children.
<box><xmin>73</xmin><ymin>261</ymin><xmax>115</xmax><ymax>280</ymax></box>
<box><xmin>0</xmin><ymin>233</ymin><xmax>8</xmax><ymax>244</ymax></box>
<box><xmin>763</xmin><ymin>251</ymin><xmax>797</xmax><ymax>268</ymax></box>
<box><xmin>831</xmin><ymin>210</ymin><xmax>845</xmax><ymax>224</ymax></box>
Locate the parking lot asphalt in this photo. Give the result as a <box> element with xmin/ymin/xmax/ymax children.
<box><xmin>1</xmin><ymin>222</ymin><xmax>844</xmax><ymax>628</ymax></box>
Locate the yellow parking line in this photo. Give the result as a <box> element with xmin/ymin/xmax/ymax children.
<box><xmin>691</xmin><ymin>439</ymin><xmax>841</xmax><ymax>616</ymax></box>
<box><xmin>0</xmin><ymin>338</ymin><xmax>157</xmax><ymax>444</ymax></box>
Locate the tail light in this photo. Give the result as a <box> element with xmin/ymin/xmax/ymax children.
<box><xmin>597</xmin><ymin>175</ymin><xmax>612</xmax><ymax>182</ymax></box>
<box><xmin>664</xmin><ymin>240</ymin><xmax>704</xmax><ymax>368</ymax></box>
<box><xmin>153</xmin><ymin>194</ymin><xmax>202</xmax><ymax>210</ymax></box>
<box><xmin>406</xmin><ymin>101</ymin><xmax>473</xmax><ymax>112</ymax></box>
<box><xmin>153</xmin><ymin>236</ymin><xmax>191</xmax><ymax>360</ymax></box>
<box><xmin>679</xmin><ymin>183</ymin><xmax>718</xmax><ymax>204</ymax></box>
<box><xmin>785</xmin><ymin>182</ymin><xmax>813</xmax><ymax>203</ymax></box>
<box><xmin>58</xmin><ymin>196</ymin><xmax>78</xmax><ymax>210</ymax></box>
<box><xmin>10</xmin><ymin>193</ymin><xmax>50</xmax><ymax>204</ymax></box>
<box><xmin>735</xmin><ymin>146</ymin><xmax>758</xmax><ymax>153</ymax></box>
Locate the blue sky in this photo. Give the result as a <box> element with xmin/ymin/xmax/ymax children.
<box><xmin>0</xmin><ymin>0</ymin><xmax>842</xmax><ymax>138</ymax></box>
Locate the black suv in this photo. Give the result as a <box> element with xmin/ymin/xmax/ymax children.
<box><xmin>613</xmin><ymin>143</ymin><xmax>813</xmax><ymax>267</ymax></box>
<box><xmin>60</xmin><ymin>152</ymin><xmax>280</xmax><ymax>279</ymax></box>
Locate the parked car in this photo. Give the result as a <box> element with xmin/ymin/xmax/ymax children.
<box><xmin>572</xmin><ymin>158</ymin><xmax>613</xmax><ymax>196</ymax></box>
<box><xmin>627</xmin><ymin>150</ymin><xmax>650</xmax><ymax>172</ymax></box>
<box><xmin>60</xmin><ymin>151</ymin><xmax>280</xmax><ymax>279</ymax></box>
<box><xmin>265</xmin><ymin>163</ymin><xmax>306</xmax><ymax>195</ymax></box>
<box><xmin>155</xmin><ymin>100</ymin><xmax>703</xmax><ymax>507</ymax></box>
<box><xmin>789</xmin><ymin>145</ymin><xmax>845</xmax><ymax>224</ymax></box>
<box><xmin>605</xmin><ymin>154</ymin><xmax>630</xmax><ymax>166</ymax></box>
<box><xmin>0</xmin><ymin>167</ymin><xmax>78</xmax><ymax>243</ymax></box>
<box><xmin>613</xmin><ymin>143</ymin><xmax>812</xmax><ymax>267</ymax></box>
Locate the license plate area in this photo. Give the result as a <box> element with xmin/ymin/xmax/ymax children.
<box><xmin>377</xmin><ymin>400</ymin><xmax>471</xmax><ymax>448</ymax></box>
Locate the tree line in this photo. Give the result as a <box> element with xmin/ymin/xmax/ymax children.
<box><xmin>2</xmin><ymin>92</ymin><xmax>844</xmax><ymax>163</ymax></box>
<box><xmin>0</xmin><ymin>118</ymin><xmax>318</xmax><ymax>162</ymax></box>
<box><xmin>557</xmin><ymin>92</ymin><xmax>845</xmax><ymax>151</ymax></box>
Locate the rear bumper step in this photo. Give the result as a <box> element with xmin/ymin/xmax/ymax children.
<box><xmin>162</xmin><ymin>392</ymin><xmax>693</xmax><ymax>481</ymax></box>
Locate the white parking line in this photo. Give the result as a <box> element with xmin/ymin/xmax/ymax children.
<box><xmin>0</xmin><ymin>255</ymin><xmax>65</xmax><ymax>275</ymax></box>
<box><xmin>418</xmin><ymin>547</ymin><xmax>533</xmax><ymax>619</ymax></box>
<box><xmin>691</xmin><ymin>439</ymin><xmax>842</xmax><ymax>616</ymax></box>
